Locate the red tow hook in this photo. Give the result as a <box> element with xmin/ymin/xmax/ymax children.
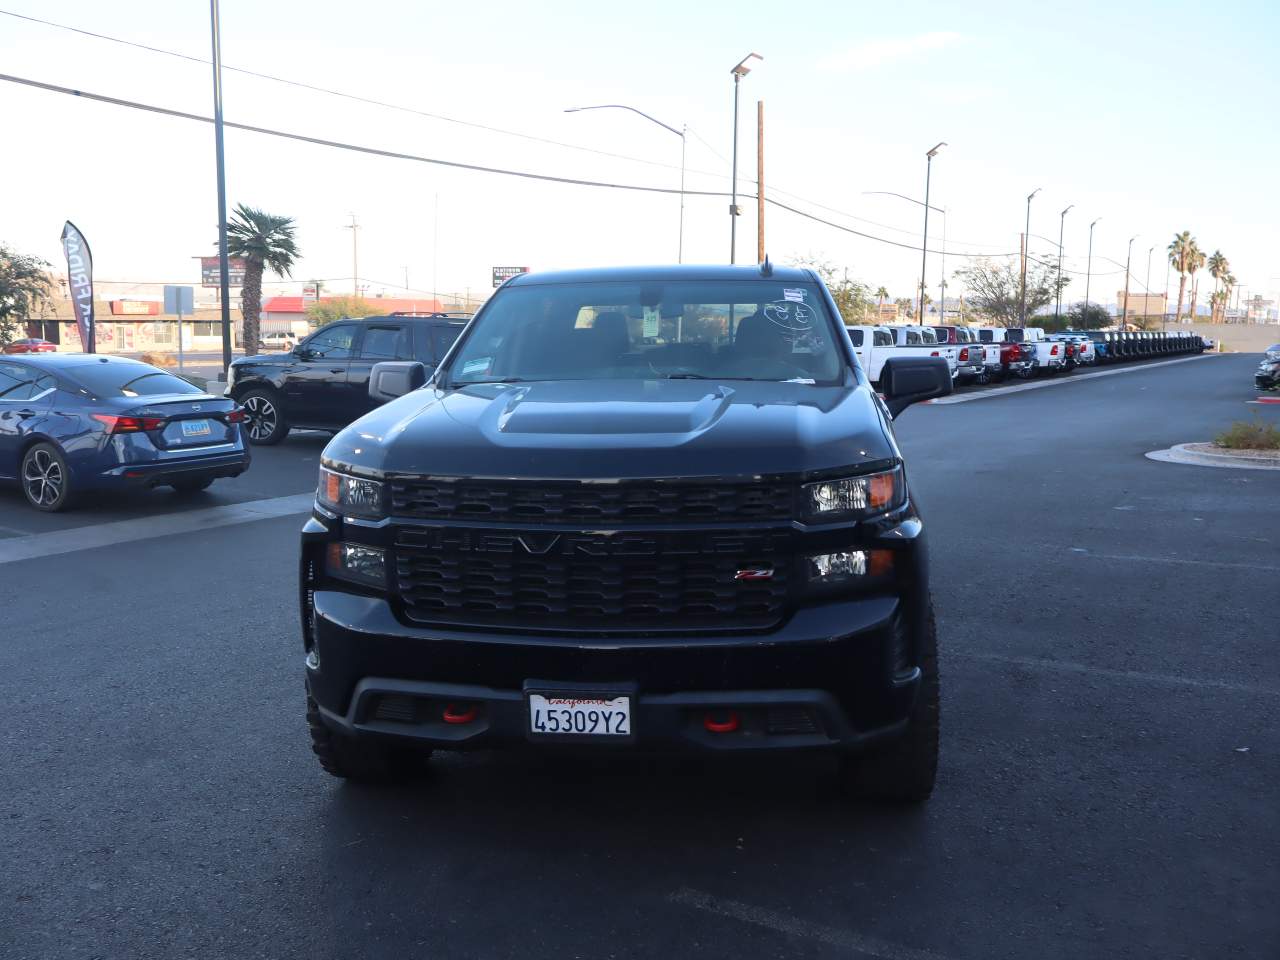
<box><xmin>704</xmin><ymin>710</ymin><xmax>741</xmax><ymax>734</ymax></box>
<box><xmin>442</xmin><ymin>703</ymin><xmax>479</xmax><ymax>725</ymax></box>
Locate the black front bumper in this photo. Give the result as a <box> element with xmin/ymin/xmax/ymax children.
<box><xmin>1256</xmin><ymin>371</ymin><xmax>1279</xmax><ymax>391</ymax></box>
<box><xmin>305</xmin><ymin>588</ymin><xmax>922</xmax><ymax>753</ymax></box>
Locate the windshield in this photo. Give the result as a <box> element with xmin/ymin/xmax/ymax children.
<box><xmin>446</xmin><ymin>280</ymin><xmax>845</xmax><ymax>384</ymax></box>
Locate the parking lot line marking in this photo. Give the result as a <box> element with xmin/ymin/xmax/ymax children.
<box><xmin>669</xmin><ymin>888</ymin><xmax>951</xmax><ymax>960</ymax></box>
<box><xmin>929</xmin><ymin>353</ymin><xmax>1224</xmax><ymax>405</ymax></box>
<box><xmin>0</xmin><ymin>492</ymin><xmax>315</xmax><ymax>565</ymax></box>
<box><xmin>955</xmin><ymin>652</ymin><xmax>1279</xmax><ymax>698</ymax></box>
<box><xmin>1071</xmin><ymin>549</ymin><xmax>1280</xmax><ymax>573</ymax></box>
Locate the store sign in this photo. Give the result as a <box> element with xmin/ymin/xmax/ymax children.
<box><xmin>200</xmin><ymin>256</ymin><xmax>247</xmax><ymax>287</ymax></box>
<box><xmin>492</xmin><ymin>266</ymin><xmax>530</xmax><ymax>288</ymax></box>
<box><xmin>60</xmin><ymin>221</ymin><xmax>95</xmax><ymax>351</ymax></box>
<box><xmin>110</xmin><ymin>300</ymin><xmax>161</xmax><ymax>316</ymax></box>
<box><xmin>302</xmin><ymin>283</ymin><xmax>320</xmax><ymax>303</ymax></box>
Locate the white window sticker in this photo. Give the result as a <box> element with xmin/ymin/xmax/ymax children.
<box><xmin>461</xmin><ymin>357</ymin><xmax>491</xmax><ymax>375</ymax></box>
<box><xmin>783</xmin><ymin>288</ymin><xmax>806</xmax><ymax>303</ymax></box>
<box><xmin>642</xmin><ymin>307</ymin><xmax>661</xmax><ymax>339</ymax></box>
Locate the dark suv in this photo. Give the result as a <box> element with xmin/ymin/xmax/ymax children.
<box><xmin>227</xmin><ymin>313</ymin><xmax>469</xmax><ymax>443</ymax></box>
<box><xmin>300</xmin><ymin>266</ymin><xmax>952</xmax><ymax>802</ymax></box>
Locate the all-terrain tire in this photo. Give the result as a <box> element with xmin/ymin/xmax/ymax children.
<box><xmin>841</xmin><ymin>604</ymin><xmax>939</xmax><ymax>803</ymax></box>
<box><xmin>306</xmin><ymin>691</ymin><xmax>427</xmax><ymax>781</ymax></box>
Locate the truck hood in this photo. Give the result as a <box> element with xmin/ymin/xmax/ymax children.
<box><xmin>323</xmin><ymin>379</ymin><xmax>897</xmax><ymax>480</ymax></box>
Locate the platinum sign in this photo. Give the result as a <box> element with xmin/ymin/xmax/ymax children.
<box><xmin>60</xmin><ymin>221</ymin><xmax>95</xmax><ymax>352</ymax></box>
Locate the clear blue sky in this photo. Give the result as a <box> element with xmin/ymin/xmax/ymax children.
<box><xmin>3</xmin><ymin>0</ymin><xmax>1277</xmax><ymax>306</ymax></box>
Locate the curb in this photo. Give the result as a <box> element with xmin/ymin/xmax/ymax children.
<box><xmin>1145</xmin><ymin>442</ymin><xmax>1280</xmax><ymax>471</ymax></box>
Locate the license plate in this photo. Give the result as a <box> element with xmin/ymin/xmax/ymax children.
<box><xmin>528</xmin><ymin>694</ymin><xmax>631</xmax><ymax>737</ymax></box>
<box><xmin>181</xmin><ymin>419</ymin><xmax>212</xmax><ymax>438</ymax></box>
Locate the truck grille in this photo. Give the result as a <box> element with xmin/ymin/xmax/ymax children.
<box><xmin>387</xmin><ymin>477</ymin><xmax>793</xmax><ymax>525</ymax></box>
<box><xmin>392</xmin><ymin>529</ymin><xmax>790</xmax><ymax>632</ymax></box>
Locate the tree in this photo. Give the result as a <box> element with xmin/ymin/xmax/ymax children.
<box><xmin>305</xmin><ymin>296</ymin><xmax>378</xmax><ymax>328</ymax></box>
<box><xmin>790</xmin><ymin>256</ymin><xmax>873</xmax><ymax>324</ymax></box>
<box><xmin>1223</xmin><ymin>273</ymin><xmax>1237</xmax><ymax>321</ymax></box>
<box><xmin>0</xmin><ymin>244</ymin><xmax>54</xmax><ymax>346</ymax></box>
<box><xmin>1067</xmin><ymin>301</ymin><xmax>1110</xmax><ymax>329</ymax></box>
<box><xmin>1167</xmin><ymin>231</ymin><xmax>1195</xmax><ymax>322</ymax></box>
<box><xmin>224</xmin><ymin>204</ymin><xmax>300</xmax><ymax>353</ymax></box>
<box><xmin>875</xmin><ymin>286</ymin><xmax>889</xmax><ymax>319</ymax></box>
<box><xmin>1185</xmin><ymin>244</ymin><xmax>1206</xmax><ymax>322</ymax></box>
<box><xmin>1207</xmin><ymin>250</ymin><xmax>1229</xmax><ymax>323</ymax></box>
<box><xmin>954</xmin><ymin>256</ymin><xmax>1068</xmax><ymax>326</ymax></box>
<box><xmin>893</xmin><ymin>297</ymin><xmax>913</xmax><ymax>319</ymax></box>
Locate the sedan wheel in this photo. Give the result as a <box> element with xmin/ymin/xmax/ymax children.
<box><xmin>22</xmin><ymin>443</ymin><xmax>72</xmax><ymax>512</ymax></box>
<box><xmin>240</xmin><ymin>390</ymin><xmax>288</xmax><ymax>445</ymax></box>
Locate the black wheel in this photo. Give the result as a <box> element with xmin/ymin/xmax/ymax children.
<box><xmin>239</xmin><ymin>388</ymin><xmax>288</xmax><ymax>445</ymax></box>
<box><xmin>21</xmin><ymin>442</ymin><xmax>73</xmax><ymax>512</ymax></box>
<box><xmin>171</xmin><ymin>477</ymin><xmax>214</xmax><ymax>494</ymax></box>
<box><xmin>306</xmin><ymin>691</ymin><xmax>428</xmax><ymax>782</ymax></box>
<box><xmin>841</xmin><ymin>605</ymin><xmax>939</xmax><ymax>803</ymax></box>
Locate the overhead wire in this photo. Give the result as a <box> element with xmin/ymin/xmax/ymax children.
<box><xmin>0</xmin><ymin>71</ymin><xmax>1020</xmax><ymax>260</ymax></box>
<box><xmin>0</xmin><ymin>6</ymin><xmax>1011</xmax><ymax>251</ymax></box>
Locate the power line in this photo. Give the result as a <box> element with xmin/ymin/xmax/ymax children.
<box><xmin>0</xmin><ymin>70</ymin><xmax>1015</xmax><ymax>259</ymax></box>
<box><xmin>0</xmin><ymin>6</ymin><xmax>1008</xmax><ymax>250</ymax></box>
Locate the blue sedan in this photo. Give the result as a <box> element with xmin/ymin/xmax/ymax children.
<box><xmin>0</xmin><ymin>354</ymin><xmax>250</xmax><ymax>511</ymax></box>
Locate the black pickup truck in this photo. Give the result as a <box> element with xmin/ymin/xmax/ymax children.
<box><xmin>300</xmin><ymin>265</ymin><xmax>952</xmax><ymax>802</ymax></box>
<box><xmin>226</xmin><ymin>313</ymin><xmax>469</xmax><ymax>443</ymax></box>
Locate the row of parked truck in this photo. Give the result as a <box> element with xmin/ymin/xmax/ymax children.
<box><xmin>845</xmin><ymin>324</ymin><xmax>1209</xmax><ymax>386</ymax></box>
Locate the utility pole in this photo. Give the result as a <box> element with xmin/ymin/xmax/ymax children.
<box><xmin>756</xmin><ymin>100</ymin><xmax>765</xmax><ymax>264</ymax></box>
<box><xmin>1144</xmin><ymin>246</ymin><xmax>1153</xmax><ymax>326</ymax></box>
<box><xmin>918</xmin><ymin>142</ymin><xmax>946</xmax><ymax>324</ymax></box>
<box><xmin>344</xmin><ymin>214</ymin><xmax>360</xmax><ymax>297</ymax></box>
<box><xmin>939</xmin><ymin>209</ymin><xmax>947</xmax><ymax>323</ymax></box>
<box><xmin>1019</xmin><ymin>188</ymin><xmax>1041</xmax><ymax>324</ymax></box>
<box><xmin>1163</xmin><ymin>258</ymin><xmax>1171</xmax><ymax>330</ymax></box>
<box><xmin>209</xmin><ymin>0</ymin><xmax>233</xmax><ymax>373</ymax></box>
<box><xmin>1121</xmin><ymin>236</ymin><xmax>1136</xmax><ymax>330</ymax></box>
<box><xmin>1056</xmin><ymin>205</ymin><xmax>1073</xmax><ymax>319</ymax></box>
<box><xmin>729</xmin><ymin>53</ymin><xmax>762</xmax><ymax>264</ymax></box>
<box><xmin>432</xmin><ymin>193</ymin><xmax>439</xmax><ymax>301</ymax></box>
<box><xmin>1084</xmin><ymin>218</ymin><xmax>1100</xmax><ymax>323</ymax></box>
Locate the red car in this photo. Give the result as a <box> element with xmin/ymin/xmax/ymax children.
<box><xmin>3</xmin><ymin>338</ymin><xmax>57</xmax><ymax>354</ymax></box>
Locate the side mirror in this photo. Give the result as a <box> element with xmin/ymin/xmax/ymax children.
<box><xmin>369</xmin><ymin>360</ymin><xmax>427</xmax><ymax>403</ymax></box>
<box><xmin>292</xmin><ymin>344</ymin><xmax>311</xmax><ymax>359</ymax></box>
<box><xmin>880</xmin><ymin>356</ymin><xmax>952</xmax><ymax>418</ymax></box>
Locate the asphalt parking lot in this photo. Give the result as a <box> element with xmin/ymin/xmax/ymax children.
<box><xmin>2</xmin><ymin>353</ymin><xmax>1276</xmax><ymax>960</ymax></box>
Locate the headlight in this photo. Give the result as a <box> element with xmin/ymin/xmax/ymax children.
<box><xmin>317</xmin><ymin>466</ymin><xmax>385</xmax><ymax>519</ymax></box>
<box><xmin>802</xmin><ymin>467</ymin><xmax>905</xmax><ymax>521</ymax></box>
<box><xmin>325</xmin><ymin>542</ymin><xmax>387</xmax><ymax>588</ymax></box>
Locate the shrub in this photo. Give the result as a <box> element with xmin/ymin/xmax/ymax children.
<box><xmin>1215</xmin><ymin>418</ymin><xmax>1280</xmax><ymax>450</ymax></box>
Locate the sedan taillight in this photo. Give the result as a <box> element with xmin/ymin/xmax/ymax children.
<box><xmin>92</xmin><ymin>414</ymin><xmax>166</xmax><ymax>433</ymax></box>
<box><xmin>225</xmin><ymin>407</ymin><xmax>247</xmax><ymax>424</ymax></box>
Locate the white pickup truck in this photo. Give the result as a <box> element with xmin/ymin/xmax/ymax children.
<box><xmin>1005</xmin><ymin>326</ymin><xmax>1068</xmax><ymax>374</ymax></box>
<box><xmin>845</xmin><ymin>325</ymin><xmax>959</xmax><ymax>384</ymax></box>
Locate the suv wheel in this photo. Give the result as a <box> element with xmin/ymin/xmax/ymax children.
<box><xmin>841</xmin><ymin>604</ymin><xmax>939</xmax><ymax>803</ymax></box>
<box><xmin>21</xmin><ymin>442</ymin><xmax>74</xmax><ymax>512</ymax></box>
<box><xmin>239</xmin><ymin>388</ymin><xmax>289</xmax><ymax>445</ymax></box>
<box><xmin>306</xmin><ymin>691</ymin><xmax>428</xmax><ymax>781</ymax></box>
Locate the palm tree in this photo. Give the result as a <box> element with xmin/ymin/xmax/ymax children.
<box><xmin>1207</xmin><ymin>250</ymin><xmax>1228</xmax><ymax>323</ymax></box>
<box><xmin>875</xmin><ymin>286</ymin><xmax>889</xmax><ymax>319</ymax></box>
<box><xmin>225</xmin><ymin>204</ymin><xmax>300</xmax><ymax>354</ymax></box>
<box><xmin>1185</xmin><ymin>244</ymin><xmax>1206</xmax><ymax>323</ymax></box>
<box><xmin>1223</xmin><ymin>273</ymin><xmax>1237</xmax><ymax>322</ymax></box>
<box><xmin>1167</xmin><ymin>231</ymin><xmax>1195</xmax><ymax>323</ymax></box>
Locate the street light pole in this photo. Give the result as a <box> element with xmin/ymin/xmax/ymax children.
<box><xmin>1163</xmin><ymin>258</ymin><xmax>1171</xmax><ymax>330</ymax></box>
<box><xmin>918</xmin><ymin>142</ymin><xmax>947</xmax><ymax>324</ymax></box>
<box><xmin>1121</xmin><ymin>236</ymin><xmax>1136</xmax><ymax>330</ymax></box>
<box><xmin>1020</xmin><ymin>187</ymin><xmax>1041</xmax><ymax>324</ymax></box>
<box><xmin>344</xmin><ymin>214</ymin><xmax>360</xmax><ymax>297</ymax></box>
<box><xmin>1084</xmin><ymin>218</ymin><xmax>1101</xmax><ymax>323</ymax></box>
<box><xmin>565</xmin><ymin>104</ymin><xmax>687</xmax><ymax>262</ymax></box>
<box><xmin>1144</xmin><ymin>246</ymin><xmax>1153</xmax><ymax>326</ymax></box>
<box><xmin>729</xmin><ymin>53</ymin><xmax>762</xmax><ymax>265</ymax></box>
<box><xmin>209</xmin><ymin>0</ymin><xmax>233</xmax><ymax>373</ymax></box>
<box><xmin>1056</xmin><ymin>204</ymin><xmax>1073</xmax><ymax>319</ymax></box>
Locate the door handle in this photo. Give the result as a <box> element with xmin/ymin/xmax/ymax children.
<box><xmin>16</xmin><ymin>408</ymin><xmax>36</xmax><ymax>418</ymax></box>
<box><xmin>330</xmin><ymin>369</ymin><xmax>344</xmax><ymax>374</ymax></box>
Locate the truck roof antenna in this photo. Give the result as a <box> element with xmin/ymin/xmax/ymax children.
<box><xmin>760</xmin><ymin>254</ymin><xmax>773</xmax><ymax>277</ymax></box>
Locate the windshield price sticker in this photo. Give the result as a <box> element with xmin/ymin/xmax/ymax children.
<box><xmin>782</xmin><ymin>288</ymin><xmax>806</xmax><ymax>303</ymax></box>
